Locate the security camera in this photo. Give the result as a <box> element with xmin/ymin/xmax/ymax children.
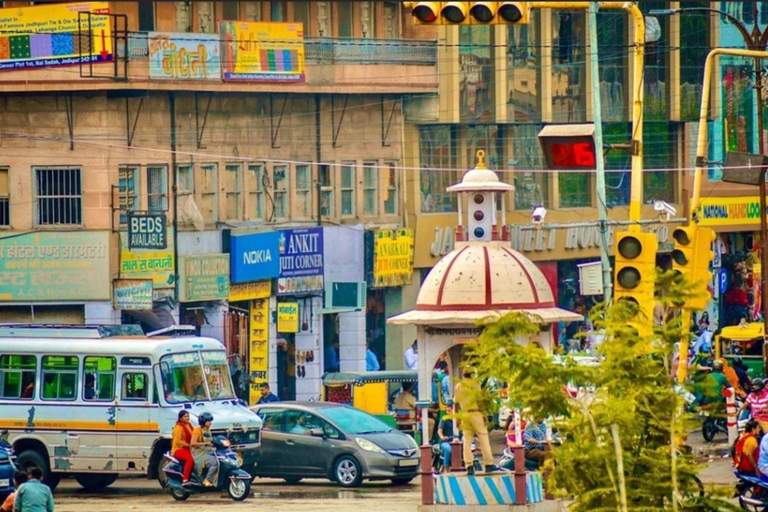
<box><xmin>653</xmin><ymin>200</ymin><xmax>677</xmax><ymax>222</ymax></box>
<box><xmin>531</xmin><ymin>205</ymin><xmax>547</xmax><ymax>225</ymax></box>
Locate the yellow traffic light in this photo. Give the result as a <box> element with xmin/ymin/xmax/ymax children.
<box><xmin>498</xmin><ymin>2</ymin><xmax>529</xmax><ymax>24</ymax></box>
<box><xmin>411</xmin><ymin>2</ymin><xmax>442</xmax><ymax>24</ymax></box>
<box><xmin>469</xmin><ymin>2</ymin><xmax>497</xmax><ymax>23</ymax></box>
<box><xmin>690</xmin><ymin>227</ymin><xmax>715</xmax><ymax>311</ymax></box>
<box><xmin>671</xmin><ymin>226</ymin><xmax>695</xmax><ymax>277</ymax></box>
<box><xmin>613</xmin><ymin>231</ymin><xmax>658</xmax><ymax>339</ymax></box>
<box><xmin>441</xmin><ymin>2</ymin><xmax>470</xmax><ymax>24</ymax></box>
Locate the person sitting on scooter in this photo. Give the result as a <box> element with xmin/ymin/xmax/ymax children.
<box><xmin>734</xmin><ymin>357</ymin><xmax>752</xmax><ymax>392</ymax></box>
<box><xmin>191</xmin><ymin>412</ymin><xmax>219</xmax><ymax>487</ymax></box>
<box><xmin>742</xmin><ymin>378</ymin><xmax>768</xmax><ymax>433</ymax></box>
<box><xmin>734</xmin><ymin>420</ymin><xmax>761</xmax><ymax>476</ymax></box>
<box><xmin>172</xmin><ymin>410</ymin><xmax>195</xmax><ymax>486</ymax></box>
<box><xmin>436</xmin><ymin>410</ymin><xmax>457</xmax><ymax>473</ymax></box>
<box><xmin>698</xmin><ymin>359</ymin><xmax>729</xmax><ymax>408</ymax></box>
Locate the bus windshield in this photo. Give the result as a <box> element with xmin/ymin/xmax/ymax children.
<box><xmin>161</xmin><ymin>351</ymin><xmax>235</xmax><ymax>403</ymax></box>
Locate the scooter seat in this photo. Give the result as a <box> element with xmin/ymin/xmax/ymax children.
<box><xmin>736</xmin><ymin>472</ymin><xmax>766</xmax><ymax>486</ymax></box>
<box><xmin>163</xmin><ymin>452</ymin><xmax>180</xmax><ymax>464</ymax></box>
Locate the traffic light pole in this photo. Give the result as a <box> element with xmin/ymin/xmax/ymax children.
<box><xmin>587</xmin><ymin>1</ymin><xmax>612</xmax><ymax>302</ymax></box>
<box><xmin>677</xmin><ymin>47</ymin><xmax>768</xmax><ymax>382</ymax></box>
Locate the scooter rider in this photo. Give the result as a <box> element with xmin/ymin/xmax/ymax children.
<box><xmin>191</xmin><ymin>412</ymin><xmax>219</xmax><ymax>487</ymax></box>
<box><xmin>742</xmin><ymin>379</ymin><xmax>768</xmax><ymax>433</ymax></box>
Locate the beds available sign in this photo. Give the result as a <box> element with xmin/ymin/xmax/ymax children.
<box><xmin>128</xmin><ymin>213</ymin><xmax>167</xmax><ymax>249</ymax></box>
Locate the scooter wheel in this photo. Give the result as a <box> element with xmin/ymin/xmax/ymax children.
<box><xmin>228</xmin><ymin>479</ymin><xmax>251</xmax><ymax>501</ymax></box>
<box><xmin>169</xmin><ymin>486</ymin><xmax>191</xmax><ymax>501</ymax></box>
<box><xmin>702</xmin><ymin>419</ymin><xmax>718</xmax><ymax>443</ymax></box>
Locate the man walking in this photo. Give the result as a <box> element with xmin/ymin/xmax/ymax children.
<box><xmin>14</xmin><ymin>467</ymin><xmax>54</xmax><ymax>512</ymax></box>
<box><xmin>454</xmin><ymin>367</ymin><xmax>495</xmax><ymax>475</ymax></box>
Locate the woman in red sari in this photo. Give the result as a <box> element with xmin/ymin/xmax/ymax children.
<box><xmin>172</xmin><ymin>410</ymin><xmax>195</xmax><ymax>484</ymax></box>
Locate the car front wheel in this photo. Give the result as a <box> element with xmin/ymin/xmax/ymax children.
<box><xmin>333</xmin><ymin>455</ymin><xmax>362</xmax><ymax>488</ymax></box>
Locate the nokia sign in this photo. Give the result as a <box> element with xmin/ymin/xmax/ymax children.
<box><xmin>230</xmin><ymin>231</ymin><xmax>281</xmax><ymax>283</ymax></box>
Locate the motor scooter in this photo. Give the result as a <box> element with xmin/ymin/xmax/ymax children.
<box><xmin>734</xmin><ymin>469</ymin><xmax>768</xmax><ymax>510</ymax></box>
<box><xmin>701</xmin><ymin>397</ymin><xmax>744</xmax><ymax>442</ymax></box>
<box><xmin>163</xmin><ymin>435</ymin><xmax>252</xmax><ymax>501</ymax></box>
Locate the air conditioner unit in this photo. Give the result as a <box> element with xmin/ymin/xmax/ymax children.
<box><xmin>323</xmin><ymin>281</ymin><xmax>366</xmax><ymax>312</ymax></box>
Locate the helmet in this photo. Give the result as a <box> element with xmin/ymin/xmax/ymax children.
<box><xmin>712</xmin><ymin>360</ymin><xmax>724</xmax><ymax>372</ymax></box>
<box><xmin>753</xmin><ymin>378</ymin><xmax>765</xmax><ymax>392</ymax></box>
<box><xmin>198</xmin><ymin>412</ymin><xmax>214</xmax><ymax>426</ymax></box>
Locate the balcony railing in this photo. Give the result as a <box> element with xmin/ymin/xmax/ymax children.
<box><xmin>304</xmin><ymin>37</ymin><xmax>437</xmax><ymax>65</ymax></box>
<box><xmin>124</xmin><ymin>33</ymin><xmax>437</xmax><ymax>66</ymax></box>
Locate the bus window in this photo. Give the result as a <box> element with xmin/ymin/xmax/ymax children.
<box><xmin>42</xmin><ymin>356</ymin><xmax>78</xmax><ymax>400</ymax></box>
<box><xmin>160</xmin><ymin>352</ymin><xmax>206</xmax><ymax>403</ymax></box>
<box><xmin>122</xmin><ymin>373</ymin><xmax>148</xmax><ymax>401</ymax></box>
<box><xmin>0</xmin><ymin>355</ymin><xmax>36</xmax><ymax>399</ymax></box>
<box><xmin>83</xmin><ymin>356</ymin><xmax>116</xmax><ymax>401</ymax></box>
<box><xmin>202</xmin><ymin>351</ymin><xmax>236</xmax><ymax>399</ymax></box>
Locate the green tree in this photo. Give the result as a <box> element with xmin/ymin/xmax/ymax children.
<box><xmin>463</xmin><ymin>270</ymin><xmax>736</xmax><ymax>511</ymax></box>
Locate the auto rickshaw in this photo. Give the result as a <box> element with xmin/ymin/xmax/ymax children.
<box><xmin>321</xmin><ymin>370</ymin><xmax>448</xmax><ymax>443</ymax></box>
<box><xmin>714</xmin><ymin>322</ymin><xmax>765</xmax><ymax>378</ymax></box>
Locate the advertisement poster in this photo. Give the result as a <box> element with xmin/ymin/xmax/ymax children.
<box><xmin>148</xmin><ymin>32</ymin><xmax>221</xmax><ymax>80</ymax></box>
<box><xmin>179</xmin><ymin>254</ymin><xmax>229</xmax><ymax>302</ymax></box>
<box><xmin>372</xmin><ymin>228</ymin><xmax>414</xmax><ymax>288</ymax></box>
<box><xmin>277</xmin><ymin>302</ymin><xmax>299</xmax><ymax>333</ymax></box>
<box><xmin>0</xmin><ymin>231</ymin><xmax>109</xmax><ymax>301</ymax></box>
<box><xmin>229</xmin><ymin>280</ymin><xmax>271</xmax><ymax>302</ymax></box>
<box><xmin>230</xmin><ymin>231</ymin><xmax>281</xmax><ymax>283</ymax></box>
<box><xmin>278</xmin><ymin>227</ymin><xmax>323</xmax><ymax>294</ymax></box>
<box><xmin>0</xmin><ymin>2</ymin><xmax>112</xmax><ymax>72</ymax></box>
<box><xmin>113</xmin><ymin>279</ymin><xmax>153</xmax><ymax>310</ymax></box>
<box><xmin>120</xmin><ymin>229</ymin><xmax>175</xmax><ymax>289</ymax></box>
<box><xmin>248</xmin><ymin>298</ymin><xmax>269</xmax><ymax>403</ymax></box>
<box><xmin>220</xmin><ymin>21</ymin><xmax>305</xmax><ymax>82</ymax></box>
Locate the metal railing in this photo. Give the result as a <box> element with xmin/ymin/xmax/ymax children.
<box><xmin>124</xmin><ymin>32</ymin><xmax>437</xmax><ymax>66</ymax></box>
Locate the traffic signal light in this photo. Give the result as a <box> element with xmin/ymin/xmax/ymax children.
<box><xmin>613</xmin><ymin>231</ymin><xmax>658</xmax><ymax>338</ymax></box>
<box><xmin>672</xmin><ymin>226</ymin><xmax>714</xmax><ymax>310</ymax></box>
<box><xmin>468</xmin><ymin>192</ymin><xmax>493</xmax><ymax>241</ymax></box>
<box><xmin>407</xmin><ymin>2</ymin><xmax>530</xmax><ymax>25</ymax></box>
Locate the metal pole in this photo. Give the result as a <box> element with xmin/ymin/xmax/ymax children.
<box><xmin>754</xmin><ymin>58</ymin><xmax>768</xmax><ymax>358</ymax></box>
<box><xmin>588</xmin><ymin>2</ymin><xmax>612</xmax><ymax>303</ymax></box>
<box><xmin>169</xmin><ymin>91</ymin><xmax>179</xmax><ymax>303</ymax></box>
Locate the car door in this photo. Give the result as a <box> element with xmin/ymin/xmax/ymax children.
<box><xmin>281</xmin><ymin>410</ymin><xmax>340</xmax><ymax>477</ymax></box>
<box><xmin>253</xmin><ymin>408</ymin><xmax>285</xmax><ymax>476</ymax></box>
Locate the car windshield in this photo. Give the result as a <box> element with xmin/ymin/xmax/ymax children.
<box><xmin>160</xmin><ymin>351</ymin><xmax>235</xmax><ymax>403</ymax></box>
<box><xmin>322</xmin><ymin>405</ymin><xmax>392</xmax><ymax>435</ymax></box>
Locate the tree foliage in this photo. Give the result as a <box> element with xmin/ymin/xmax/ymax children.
<box><xmin>463</xmin><ymin>270</ymin><xmax>737</xmax><ymax>511</ymax></box>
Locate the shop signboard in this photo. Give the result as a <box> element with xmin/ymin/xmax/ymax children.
<box><xmin>370</xmin><ymin>228</ymin><xmax>414</xmax><ymax>288</ymax></box>
<box><xmin>229</xmin><ymin>280</ymin><xmax>271</xmax><ymax>302</ymax></box>
<box><xmin>230</xmin><ymin>231</ymin><xmax>281</xmax><ymax>283</ymax></box>
<box><xmin>249</xmin><ymin>297</ymin><xmax>269</xmax><ymax>403</ymax></box>
<box><xmin>113</xmin><ymin>279</ymin><xmax>153</xmax><ymax>310</ymax></box>
<box><xmin>128</xmin><ymin>213</ymin><xmax>167</xmax><ymax>249</ymax></box>
<box><xmin>179</xmin><ymin>254</ymin><xmax>230</xmax><ymax>302</ymax></box>
<box><xmin>695</xmin><ymin>196</ymin><xmax>768</xmax><ymax>227</ymax></box>
<box><xmin>148</xmin><ymin>32</ymin><xmax>221</xmax><ymax>80</ymax></box>
<box><xmin>120</xmin><ymin>229</ymin><xmax>175</xmax><ymax>289</ymax></box>
<box><xmin>219</xmin><ymin>21</ymin><xmax>305</xmax><ymax>82</ymax></box>
<box><xmin>0</xmin><ymin>231</ymin><xmax>110</xmax><ymax>301</ymax></box>
<box><xmin>0</xmin><ymin>2</ymin><xmax>112</xmax><ymax>72</ymax></box>
<box><xmin>278</xmin><ymin>227</ymin><xmax>324</xmax><ymax>294</ymax></box>
<box><xmin>277</xmin><ymin>302</ymin><xmax>299</xmax><ymax>333</ymax></box>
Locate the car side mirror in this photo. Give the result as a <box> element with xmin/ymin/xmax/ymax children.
<box><xmin>309</xmin><ymin>428</ymin><xmax>325</xmax><ymax>438</ymax></box>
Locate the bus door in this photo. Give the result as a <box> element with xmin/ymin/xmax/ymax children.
<box><xmin>115</xmin><ymin>358</ymin><xmax>155</xmax><ymax>471</ymax></box>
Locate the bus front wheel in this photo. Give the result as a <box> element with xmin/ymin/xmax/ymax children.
<box><xmin>15</xmin><ymin>449</ymin><xmax>60</xmax><ymax>491</ymax></box>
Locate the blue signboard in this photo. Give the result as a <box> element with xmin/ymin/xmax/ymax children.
<box><xmin>277</xmin><ymin>227</ymin><xmax>324</xmax><ymax>294</ymax></box>
<box><xmin>230</xmin><ymin>232</ymin><xmax>281</xmax><ymax>283</ymax></box>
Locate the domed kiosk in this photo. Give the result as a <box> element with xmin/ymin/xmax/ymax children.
<box><xmin>388</xmin><ymin>151</ymin><xmax>580</xmax><ymax>508</ymax></box>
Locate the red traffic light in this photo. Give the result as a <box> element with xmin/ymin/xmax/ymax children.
<box><xmin>413</xmin><ymin>3</ymin><xmax>439</xmax><ymax>22</ymax></box>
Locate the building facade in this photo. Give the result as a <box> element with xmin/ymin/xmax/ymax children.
<box><xmin>0</xmin><ymin>1</ymin><xmax>436</xmax><ymax>401</ymax></box>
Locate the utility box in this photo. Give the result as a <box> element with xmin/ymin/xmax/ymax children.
<box><xmin>578</xmin><ymin>261</ymin><xmax>604</xmax><ymax>296</ymax></box>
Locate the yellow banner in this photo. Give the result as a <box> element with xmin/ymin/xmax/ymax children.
<box><xmin>248</xmin><ymin>298</ymin><xmax>269</xmax><ymax>403</ymax></box>
<box><xmin>229</xmin><ymin>280</ymin><xmax>271</xmax><ymax>302</ymax></box>
<box><xmin>696</xmin><ymin>196</ymin><xmax>766</xmax><ymax>227</ymax></box>
<box><xmin>277</xmin><ymin>302</ymin><xmax>299</xmax><ymax>333</ymax></box>
<box><xmin>0</xmin><ymin>2</ymin><xmax>113</xmax><ymax>72</ymax></box>
<box><xmin>373</xmin><ymin>228</ymin><xmax>415</xmax><ymax>288</ymax></box>
<box><xmin>120</xmin><ymin>229</ymin><xmax>174</xmax><ymax>288</ymax></box>
<box><xmin>220</xmin><ymin>21</ymin><xmax>305</xmax><ymax>82</ymax></box>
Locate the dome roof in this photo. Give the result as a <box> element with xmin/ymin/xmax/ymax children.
<box><xmin>388</xmin><ymin>242</ymin><xmax>582</xmax><ymax>326</ymax></box>
<box><xmin>446</xmin><ymin>166</ymin><xmax>514</xmax><ymax>193</ymax></box>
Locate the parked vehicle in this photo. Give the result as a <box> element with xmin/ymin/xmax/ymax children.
<box><xmin>0</xmin><ymin>324</ymin><xmax>262</xmax><ymax>490</ymax></box>
<box><xmin>163</xmin><ymin>435</ymin><xmax>252</xmax><ymax>501</ymax></box>
<box><xmin>715</xmin><ymin>322</ymin><xmax>765</xmax><ymax>378</ymax></box>
<box><xmin>250</xmin><ymin>402</ymin><xmax>420</xmax><ymax>488</ymax></box>
<box><xmin>0</xmin><ymin>440</ymin><xmax>15</xmax><ymax>500</ymax></box>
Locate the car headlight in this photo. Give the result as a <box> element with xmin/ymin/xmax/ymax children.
<box><xmin>355</xmin><ymin>438</ymin><xmax>385</xmax><ymax>454</ymax></box>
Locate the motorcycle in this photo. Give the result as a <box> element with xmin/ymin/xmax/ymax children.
<box><xmin>701</xmin><ymin>398</ymin><xmax>744</xmax><ymax>442</ymax></box>
<box><xmin>163</xmin><ymin>435</ymin><xmax>252</xmax><ymax>501</ymax></box>
<box><xmin>734</xmin><ymin>469</ymin><xmax>768</xmax><ymax>511</ymax></box>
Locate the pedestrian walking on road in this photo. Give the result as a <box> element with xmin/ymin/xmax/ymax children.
<box><xmin>172</xmin><ymin>410</ymin><xmax>195</xmax><ymax>485</ymax></box>
<box><xmin>14</xmin><ymin>467</ymin><xmax>53</xmax><ymax>512</ymax></box>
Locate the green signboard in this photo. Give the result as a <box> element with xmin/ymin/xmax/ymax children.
<box><xmin>0</xmin><ymin>231</ymin><xmax>110</xmax><ymax>301</ymax></box>
<box><xmin>179</xmin><ymin>254</ymin><xmax>230</xmax><ymax>302</ymax></box>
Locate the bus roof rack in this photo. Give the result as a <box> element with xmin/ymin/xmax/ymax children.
<box><xmin>0</xmin><ymin>324</ymin><xmax>145</xmax><ymax>338</ymax></box>
<box><xmin>146</xmin><ymin>325</ymin><xmax>197</xmax><ymax>337</ymax></box>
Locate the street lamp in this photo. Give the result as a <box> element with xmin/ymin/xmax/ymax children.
<box><xmin>653</xmin><ymin>3</ymin><xmax>768</xmax><ymax>371</ymax></box>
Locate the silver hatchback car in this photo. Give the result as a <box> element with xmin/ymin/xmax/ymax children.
<box><xmin>250</xmin><ymin>402</ymin><xmax>420</xmax><ymax>487</ymax></box>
